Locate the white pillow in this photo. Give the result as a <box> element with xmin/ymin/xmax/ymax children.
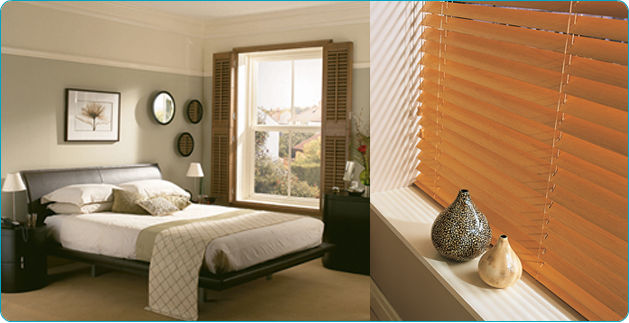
<box><xmin>41</xmin><ymin>184</ymin><xmax>120</xmax><ymax>206</ymax></box>
<box><xmin>118</xmin><ymin>179</ymin><xmax>190</xmax><ymax>199</ymax></box>
<box><xmin>48</xmin><ymin>202</ymin><xmax>113</xmax><ymax>214</ymax></box>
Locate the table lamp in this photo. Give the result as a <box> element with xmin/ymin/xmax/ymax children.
<box><xmin>2</xmin><ymin>173</ymin><xmax>26</xmax><ymax>221</ymax></box>
<box><xmin>186</xmin><ymin>162</ymin><xmax>204</xmax><ymax>201</ymax></box>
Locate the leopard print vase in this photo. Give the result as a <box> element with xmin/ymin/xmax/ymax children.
<box><xmin>431</xmin><ymin>189</ymin><xmax>492</xmax><ymax>262</ymax></box>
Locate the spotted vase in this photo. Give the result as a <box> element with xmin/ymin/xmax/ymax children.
<box><xmin>431</xmin><ymin>189</ymin><xmax>492</xmax><ymax>262</ymax></box>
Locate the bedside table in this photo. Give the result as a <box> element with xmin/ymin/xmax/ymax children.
<box><xmin>191</xmin><ymin>195</ymin><xmax>219</xmax><ymax>205</ymax></box>
<box><xmin>1</xmin><ymin>225</ymin><xmax>47</xmax><ymax>293</ymax></box>
<box><xmin>322</xmin><ymin>191</ymin><xmax>369</xmax><ymax>275</ymax></box>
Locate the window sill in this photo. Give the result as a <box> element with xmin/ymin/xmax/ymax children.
<box><xmin>231</xmin><ymin>199</ymin><xmax>321</xmax><ymax>217</ymax></box>
<box><xmin>370</xmin><ymin>186</ymin><xmax>584</xmax><ymax>321</ymax></box>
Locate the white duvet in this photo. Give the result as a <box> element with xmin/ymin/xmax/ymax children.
<box><xmin>44</xmin><ymin>204</ymin><xmax>324</xmax><ymax>273</ymax></box>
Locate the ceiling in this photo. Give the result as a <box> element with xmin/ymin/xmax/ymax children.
<box><xmin>120</xmin><ymin>1</ymin><xmax>349</xmax><ymax>20</ymax></box>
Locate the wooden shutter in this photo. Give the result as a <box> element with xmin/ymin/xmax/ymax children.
<box><xmin>415</xmin><ymin>1</ymin><xmax>627</xmax><ymax>320</ymax></box>
<box><xmin>211</xmin><ymin>52</ymin><xmax>236</xmax><ymax>203</ymax></box>
<box><xmin>321</xmin><ymin>42</ymin><xmax>353</xmax><ymax>201</ymax></box>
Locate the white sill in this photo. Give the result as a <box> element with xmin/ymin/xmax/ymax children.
<box><xmin>371</xmin><ymin>186</ymin><xmax>585</xmax><ymax>321</ymax></box>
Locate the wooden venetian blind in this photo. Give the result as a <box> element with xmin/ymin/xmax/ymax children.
<box><xmin>322</xmin><ymin>42</ymin><xmax>353</xmax><ymax>196</ymax></box>
<box><xmin>414</xmin><ymin>1</ymin><xmax>628</xmax><ymax>320</ymax></box>
<box><xmin>211</xmin><ymin>52</ymin><xmax>235</xmax><ymax>203</ymax></box>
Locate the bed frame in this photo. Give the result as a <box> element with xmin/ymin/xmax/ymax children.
<box><xmin>21</xmin><ymin>163</ymin><xmax>333</xmax><ymax>291</ymax></box>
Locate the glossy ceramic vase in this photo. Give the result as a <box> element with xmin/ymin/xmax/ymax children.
<box><xmin>431</xmin><ymin>189</ymin><xmax>492</xmax><ymax>262</ymax></box>
<box><xmin>478</xmin><ymin>235</ymin><xmax>522</xmax><ymax>288</ymax></box>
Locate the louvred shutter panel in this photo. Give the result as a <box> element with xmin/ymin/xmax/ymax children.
<box><xmin>321</xmin><ymin>42</ymin><xmax>353</xmax><ymax>203</ymax></box>
<box><xmin>414</xmin><ymin>1</ymin><xmax>627</xmax><ymax>320</ymax></box>
<box><xmin>211</xmin><ymin>52</ymin><xmax>235</xmax><ymax>203</ymax></box>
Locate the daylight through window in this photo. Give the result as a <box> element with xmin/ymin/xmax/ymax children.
<box><xmin>237</xmin><ymin>48</ymin><xmax>323</xmax><ymax>208</ymax></box>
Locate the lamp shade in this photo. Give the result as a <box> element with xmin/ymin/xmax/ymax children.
<box><xmin>186</xmin><ymin>162</ymin><xmax>204</xmax><ymax>177</ymax></box>
<box><xmin>2</xmin><ymin>173</ymin><xmax>26</xmax><ymax>192</ymax></box>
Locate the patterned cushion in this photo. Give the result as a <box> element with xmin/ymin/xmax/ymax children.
<box><xmin>157</xmin><ymin>195</ymin><xmax>191</xmax><ymax>210</ymax></box>
<box><xmin>137</xmin><ymin>197</ymin><xmax>180</xmax><ymax>216</ymax></box>
<box><xmin>111</xmin><ymin>189</ymin><xmax>149</xmax><ymax>215</ymax></box>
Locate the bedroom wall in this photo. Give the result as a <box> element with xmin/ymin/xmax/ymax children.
<box><xmin>0</xmin><ymin>55</ymin><xmax>204</xmax><ymax>221</ymax></box>
<box><xmin>1</xmin><ymin>2</ymin><xmax>204</xmax><ymax>221</ymax></box>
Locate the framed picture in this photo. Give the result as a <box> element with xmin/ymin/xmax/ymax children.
<box><xmin>65</xmin><ymin>89</ymin><xmax>121</xmax><ymax>142</ymax></box>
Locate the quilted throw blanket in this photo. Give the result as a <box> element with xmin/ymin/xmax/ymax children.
<box><xmin>139</xmin><ymin>210</ymin><xmax>301</xmax><ymax>321</ymax></box>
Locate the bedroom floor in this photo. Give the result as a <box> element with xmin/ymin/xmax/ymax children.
<box><xmin>1</xmin><ymin>259</ymin><xmax>369</xmax><ymax>321</ymax></box>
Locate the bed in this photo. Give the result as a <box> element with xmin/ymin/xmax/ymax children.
<box><xmin>21</xmin><ymin>164</ymin><xmax>333</xmax><ymax>319</ymax></box>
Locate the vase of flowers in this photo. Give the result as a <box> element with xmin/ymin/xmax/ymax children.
<box><xmin>353</xmin><ymin>115</ymin><xmax>370</xmax><ymax>197</ymax></box>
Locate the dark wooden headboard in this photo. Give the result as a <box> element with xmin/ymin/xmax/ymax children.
<box><xmin>20</xmin><ymin>164</ymin><xmax>162</xmax><ymax>226</ymax></box>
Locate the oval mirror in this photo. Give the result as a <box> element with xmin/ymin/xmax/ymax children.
<box><xmin>152</xmin><ymin>91</ymin><xmax>175</xmax><ymax>125</ymax></box>
<box><xmin>187</xmin><ymin>100</ymin><xmax>203</xmax><ymax>124</ymax></box>
<box><xmin>177</xmin><ymin>132</ymin><xmax>194</xmax><ymax>157</ymax></box>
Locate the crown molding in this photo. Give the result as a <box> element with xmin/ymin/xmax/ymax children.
<box><xmin>2</xmin><ymin>47</ymin><xmax>205</xmax><ymax>77</ymax></box>
<box><xmin>24</xmin><ymin>1</ymin><xmax>206</xmax><ymax>38</ymax></box>
<box><xmin>203</xmin><ymin>2</ymin><xmax>370</xmax><ymax>39</ymax></box>
<box><xmin>23</xmin><ymin>1</ymin><xmax>369</xmax><ymax>40</ymax></box>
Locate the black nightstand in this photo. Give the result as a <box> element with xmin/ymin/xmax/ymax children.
<box><xmin>192</xmin><ymin>195</ymin><xmax>219</xmax><ymax>205</ymax></box>
<box><xmin>1</xmin><ymin>225</ymin><xmax>47</xmax><ymax>293</ymax></box>
<box><xmin>322</xmin><ymin>191</ymin><xmax>369</xmax><ymax>275</ymax></box>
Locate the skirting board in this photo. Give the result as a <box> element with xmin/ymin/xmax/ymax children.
<box><xmin>370</xmin><ymin>278</ymin><xmax>401</xmax><ymax>321</ymax></box>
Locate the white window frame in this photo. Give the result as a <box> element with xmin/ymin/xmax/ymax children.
<box><xmin>236</xmin><ymin>47</ymin><xmax>323</xmax><ymax>209</ymax></box>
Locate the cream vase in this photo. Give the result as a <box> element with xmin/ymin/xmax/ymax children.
<box><xmin>478</xmin><ymin>235</ymin><xmax>522</xmax><ymax>288</ymax></box>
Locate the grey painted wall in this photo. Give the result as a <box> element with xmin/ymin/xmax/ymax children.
<box><xmin>1</xmin><ymin>54</ymin><xmax>204</xmax><ymax>221</ymax></box>
<box><xmin>1</xmin><ymin>54</ymin><xmax>369</xmax><ymax>221</ymax></box>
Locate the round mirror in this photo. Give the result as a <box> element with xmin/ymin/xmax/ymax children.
<box><xmin>152</xmin><ymin>91</ymin><xmax>175</xmax><ymax>125</ymax></box>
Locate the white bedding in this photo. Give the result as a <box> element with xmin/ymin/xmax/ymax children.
<box><xmin>44</xmin><ymin>204</ymin><xmax>324</xmax><ymax>274</ymax></box>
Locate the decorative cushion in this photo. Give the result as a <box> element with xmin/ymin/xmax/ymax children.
<box><xmin>137</xmin><ymin>197</ymin><xmax>180</xmax><ymax>216</ymax></box>
<box><xmin>118</xmin><ymin>179</ymin><xmax>190</xmax><ymax>199</ymax></box>
<box><xmin>41</xmin><ymin>184</ymin><xmax>119</xmax><ymax>206</ymax></box>
<box><xmin>157</xmin><ymin>195</ymin><xmax>191</xmax><ymax>210</ymax></box>
<box><xmin>47</xmin><ymin>202</ymin><xmax>113</xmax><ymax>214</ymax></box>
<box><xmin>111</xmin><ymin>189</ymin><xmax>149</xmax><ymax>215</ymax></box>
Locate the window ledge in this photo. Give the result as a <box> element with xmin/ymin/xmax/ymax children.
<box><xmin>371</xmin><ymin>186</ymin><xmax>584</xmax><ymax>321</ymax></box>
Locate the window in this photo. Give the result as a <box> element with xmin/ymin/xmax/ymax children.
<box><xmin>413</xmin><ymin>1</ymin><xmax>627</xmax><ymax>320</ymax></box>
<box><xmin>211</xmin><ymin>40</ymin><xmax>353</xmax><ymax>214</ymax></box>
<box><xmin>236</xmin><ymin>48</ymin><xmax>323</xmax><ymax>209</ymax></box>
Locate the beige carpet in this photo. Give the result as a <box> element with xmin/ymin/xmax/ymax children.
<box><xmin>1</xmin><ymin>260</ymin><xmax>369</xmax><ymax>321</ymax></box>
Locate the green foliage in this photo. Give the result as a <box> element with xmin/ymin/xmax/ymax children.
<box><xmin>279</xmin><ymin>132</ymin><xmax>314</xmax><ymax>158</ymax></box>
<box><xmin>254</xmin><ymin>127</ymin><xmax>320</xmax><ymax>199</ymax></box>
<box><xmin>292</xmin><ymin>163</ymin><xmax>320</xmax><ymax>186</ymax></box>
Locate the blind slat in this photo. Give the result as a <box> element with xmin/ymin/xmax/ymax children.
<box><xmin>545</xmin><ymin>225</ymin><xmax>628</xmax><ymax>296</ymax></box>
<box><xmin>540</xmin><ymin>250</ymin><xmax>628</xmax><ymax>318</ymax></box>
<box><xmin>423</xmin><ymin>27</ymin><xmax>629</xmax><ymax>88</ymax></box>
<box><xmin>422</xmin><ymin>12</ymin><xmax>628</xmax><ymax>65</ymax></box>
<box><xmin>425</xmin><ymin>1</ymin><xmax>628</xmax><ymax>42</ymax></box>
<box><xmin>420</xmin><ymin>59</ymin><xmax>628</xmax><ymax>177</ymax></box>
<box><xmin>466</xmin><ymin>1</ymin><xmax>628</xmax><ymax>19</ymax></box>
<box><xmin>572</xmin><ymin>15</ymin><xmax>628</xmax><ymax>42</ymax></box>
<box><xmin>421</xmin><ymin>74</ymin><xmax>628</xmax><ymax>157</ymax></box>
<box><xmin>421</xmin><ymin>42</ymin><xmax>629</xmax><ymax>111</ymax></box>
<box><xmin>421</xmin><ymin>68</ymin><xmax>627</xmax><ymax>197</ymax></box>
<box><xmin>421</xmin><ymin>101</ymin><xmax>629</xmax><ymax>221</ymax></box>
